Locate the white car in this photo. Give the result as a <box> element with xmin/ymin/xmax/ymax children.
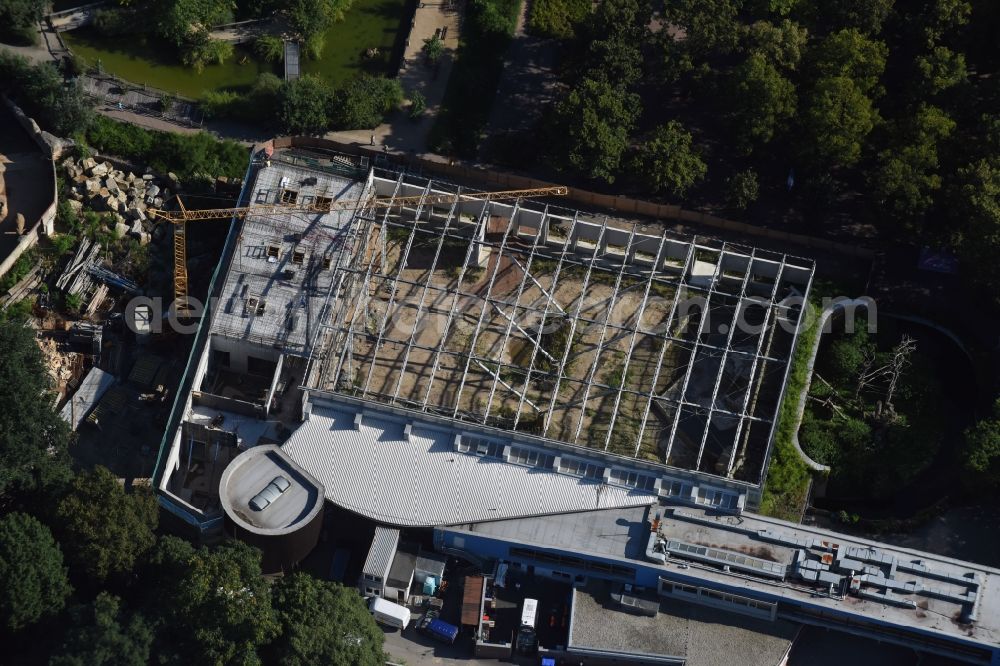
<box><xmin>249</xmin><ymin>475</ymin><xmax>291</xmax><ymax>511</ymax></box>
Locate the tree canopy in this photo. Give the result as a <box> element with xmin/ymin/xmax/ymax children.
<box><xmin>633</xmin><ymin>122</ymin><xmax>707</xmax><ymax>196</ymax></box>
<box><xmin>55</xmin><ymin>466</ymin><xmax>158</xmax><ymax>585</ymax></box>
<box><xmin>549</xmin><ymin>77</ymin><xmax>639</xmax><ymax>183</ymax></box>
<box><xmin>0</xmin><ymin>0</ymin><xmax>44</xmax><ymax>45</ymax></box>
<box><xmin>0</xmin><ymin>512</ymin><xmax>71</xmax><ymax>632</ymax></box>
<box><xmin>151</xmin><ymin>538</ymin><xmax>280</xmax><ymax>665</ymax></box>
<box><xmin>269</xmin><ymin>573</ymin><xmax>384</xmax><ymax>666</ymax></box>
<box><xmin>0</xmin><ymin>320</ymin><xmax>72</xmax><ymax>503</ymax></box>
<box><xmin>50</xmin><ymin>593</ymin><xmax>153</xmax><ymax>666</ymax></box>
<box><xmin>329</xmin><ymin>75</ymin><xmax>404</xmax><ymax>130</ymax></box>
<box><xmin>963</xmin><ymin>399</ymin><xmax>1000</xmax><ymax>491</ymax></box>
<box><xmin>280</xmin><ymin>75</ymin><xmax>333</xmax><ymax>135</ymax></box>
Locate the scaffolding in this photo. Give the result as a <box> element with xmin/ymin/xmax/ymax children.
<box><xmin>305</xmin><ymin>174</ymin><xmax>815</xmax><ymax>486</ymax></box>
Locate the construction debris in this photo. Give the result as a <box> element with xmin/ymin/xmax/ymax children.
<box><xmin>56</xmin><ymin>237</ymin><xmax>102</xmax><ymax>296</ymax></box>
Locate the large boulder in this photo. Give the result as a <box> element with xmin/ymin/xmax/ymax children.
<box><xmin>81</xmin><ymin>157</ymin><xmax>97</xmax><ymax>171</ymax></box>
<box><xmin>89</xmin><ymin>162</ymin><xmax>109</xmax><ymax>177</ymax></box>
<box><xmin>115</xmin><ymin>221</ymin><xmax>130</xmax><ymax>238</ymax></box>
<box><xmin>84</xmin><ymin>178</ymin><xmax>102</xmax><ymax>194</ymax></box>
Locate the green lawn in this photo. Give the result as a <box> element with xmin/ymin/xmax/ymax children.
<box><xmin>61</xmin><ymin>0</ymin><xmax>407</xmax><ymax>98</ymax></box>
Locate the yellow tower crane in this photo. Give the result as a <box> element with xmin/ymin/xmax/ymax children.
<box><xmin>148</xmin><ymin>185</ymin><xmax>569</xmax><ymax>313</ymax></box>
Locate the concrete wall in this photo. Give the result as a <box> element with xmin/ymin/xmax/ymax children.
<box><xmin>0</xmin><ymin>97</ymin><xmax>58</xmax><ymax>279</ymax></box>
<box><xmin>209</xmin><ymin>334</ymin><xmax>281</xmax><ymax>375</ymax></box>
<box><xmin>274</xmin><ymin>136</ymin><xmax>875</xmax><ymax>262</ymax></box>
<box><xmin>225</xmin><ymin>500</ymin><xmax>325</xmax><ymax>574</ymax></box>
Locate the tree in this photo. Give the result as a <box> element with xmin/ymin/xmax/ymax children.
<box><xmin>949</xmin><ymin>158</ymin><xmax>1000</xmax><ymax>298</ymax></box>
<box><xmin>422</xmin><ymin>34</ymin><xmax>444</xmax><ymax>63</ymax></box>
<box><xmin>584</xmin><ymin>37</ymin><xmax>643</xmax><ymax>88</ymax></box>
<box><xmin>963</xmin><ymin>399</ymin><xmax>1000</xmax><ymax>491</ymax></box>
<box><xmin>548</xmin><ymin>77</ymin><xmax>639</xmax><ymax>183</ymax></box>
<box><xmin>151</xmin><ymin>539</ymin><xmax>279</xmax><ymax>665</ymax></box>
<box><xmin>807</xmin><ymin>0</ymin><xmax>894</xmax><ymax>34</ymax></box>
<box><xmin>0</xmin><ymin>321</ymin><xmax>72</xmax><ymax>503</ymax></box>
<box><xmin>288</xmin><ymin>0</ymin><xmax>353</xmax><ymax>46</ymax></box>
<box><xmin>801</xmin><ymin>76</ymin><xmax>878</xmax><ymax>167</ymax></box>
<box><xmin>329</xmin><ymin>75</ymin><xmax>403</xmax><ymax>129</ymax></box>
<box><xmin>0</xmin><ymin>512</ymin><xmax>71</xmax><ymax>632</ymax></box>
<box><xmin>909</xmin><ymin>0</ymin><xmax>971</xmax><ymax>47</ymax></box>
<box><xmin>810</xmin><ymin>28</ymin><xmax>887</xmax><ymax>96</ymax></box>
<box><xmin>154</xmin><ymin>0</ymin><xmax>231</xmax><ymax>48</ymax></box>
<box><xmin>726</xmin><ymin>168</ymin><xmax>760</xmax><ymax>209</ymax></box>
<box><xmin>50</xmin><ymin>593</ymin><xmax>153</xmax><ymax>666</ymax></box>
<box><xmin>280</xmin><ymin>75</ymin><xmax>332</xmax><ymax>134</ymax></box>
<box><xmin>633</xmin><ymin>122</ymin><xmax>707</xmax><ymax>196</ymax></box>
<box><xmin>666</xmin><ymin>0</ymin><xmax>742</xmax><ymax>56</ymax></box>
<box><xmin>55</xmin><ymin>466</ymin><xmax>158</xmax><ymax>585</ymax></box>
<box><xmin>268</xmin><ymin>573</ymin><xmax>384</xmax><ymax>666</ymax></box>
<box><xmin>729</xmin><ymin>52</ymin><xmax>797</xmax><ymax>150</ymax></box>
<box><xmin>868</xmin><ymin>105</ymin><xmax>955</xmax><ymax>223</ymax></box>
<box><xmin>741</xmin><ymin>19</ymin><xmax>808</xmax><ymax>71</ymax></box>
<box><xmin>916</xmin><ymin>46</ymin><xmax>967</xmax><ymax>95</ymax></box>
<box><xmin>0</xmin><ymin>0</ymin><xmax>44</xmax><ymax>45</ymax></box>
<box><xmin>181</xmin><ymin>31</ymin><xmax>234</xmax><ymax>72</ymax></box>
<box><xmin>527</xmin><ymin>0</ymin><xmax>590</xmax><ymax>39</ymax></box>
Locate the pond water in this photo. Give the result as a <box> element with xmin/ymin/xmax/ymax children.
<box><xmin>62</xmin><ymin>31</ymin><xmax>276</xmax><ymax>98</ymax></box>
<box><xmin>61</xmin><ymin>0</ymin><xmax>408</xmax><ymax>98</ymax></box>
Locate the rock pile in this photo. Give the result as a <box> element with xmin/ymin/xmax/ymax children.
<box><xmin>60</xmin><ymin>157</ymin><xmax>178</xmax><ymax>246</ymax></box>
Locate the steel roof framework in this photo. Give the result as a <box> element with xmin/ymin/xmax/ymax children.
<box><xmin>305</xmin><ymin>178</ymin><xmax>813</xmax><ymax>485</ymax></box>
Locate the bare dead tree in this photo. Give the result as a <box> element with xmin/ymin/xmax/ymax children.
<box><xmin>884</xmin><ymin>335</ymin><xmax>916</xmax><ymax>414</ymax></box>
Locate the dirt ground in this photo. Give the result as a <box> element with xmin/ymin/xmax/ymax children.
<box><xmin>333</xmin><ymin>219</ymin><xmax>703</xmax><ymax>462</ymax></box>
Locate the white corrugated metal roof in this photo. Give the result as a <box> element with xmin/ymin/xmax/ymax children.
<box><xmin>281</xmin><ymin>400</ymin><xmax>656</xmax><ymax>527</ymax></box>
<box><xmin>59</xmin><ymin>367</ymin><xmax>115</xmax><ymax>431</ymax></box>
<box><xmin>363</xmin><ymin>526</ymin><xmax>400</xmax><ymax>579</ymax></box>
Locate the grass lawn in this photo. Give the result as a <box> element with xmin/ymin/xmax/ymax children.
<box><xmin>61</xmin><ymin>0</ymin><xmax>408</xmax><ymax>98</ymax></box>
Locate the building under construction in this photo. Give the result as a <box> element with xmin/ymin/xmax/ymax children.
<box><xmin>154</xmin><ymin>148</ymin><xmax>814</xmax><ymax>526</ymax></box>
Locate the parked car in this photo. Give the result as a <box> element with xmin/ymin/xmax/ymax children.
<box><xmin>249</xmin><ymin>475</ymin><xmax>290</xmax><ymax>511</ymax></box>
<box><xmin>416</xmin><ymin>610</ymin><xmax>459</xmax><ymax>644</ymax></box>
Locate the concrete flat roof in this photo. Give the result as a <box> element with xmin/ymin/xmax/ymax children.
<box><xmin>570</xmin><ymin>580</ymin><xmax>798</xmax><ymax>666</ymax></box>
<box><xmin>209</xmin><ymin>160</ymin><xmax>366</xmax><ymax>354</ymax></box>
<box><xmin>442</xmin><ymin>504</ymin><xmax>1000</xmax><ymax>653</ymax></box>
<box><xmin>219</xmin><ymin>444</ymin><xmax>324</xmax><ymax>535</ymax></box>
<box><xmin>652</xmin><ymin>508</ymin><xmax>1000</xmax><ymax>649</ymax></box>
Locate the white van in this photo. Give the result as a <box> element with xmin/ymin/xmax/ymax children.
<box><xmin>369</xmin><ymin>596</ymin><xmax>411</xmax><ymax>630</ymax></box>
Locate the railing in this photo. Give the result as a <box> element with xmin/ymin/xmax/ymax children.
<box><xmin>46</xmin><ymin>1</ymin><xmax>107</xmax><ymax>19</ymax></box>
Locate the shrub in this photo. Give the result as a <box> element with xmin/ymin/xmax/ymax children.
<box><xmin>200</xmin><ymin>90</ymin><xmax>242</xmax><ymax>119</ymax></box>
<box><xmin>409</xmin><ymin>90</ymin><xmax>427</xmax><ymax>119</ymax></box>
<box><xmin>527</xmin><ymin>0</ymin><xmax>590</xmax><ymax>38</ymax></box>
<box><xmin>254</xmin><ymin>34</ymin><xmax>285</xmax><ymax>62</ymax></box>
<box><xmin>727</xmin><ymin>168</ymin><xmax>760</xmax><ymax>209</ymax></box>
